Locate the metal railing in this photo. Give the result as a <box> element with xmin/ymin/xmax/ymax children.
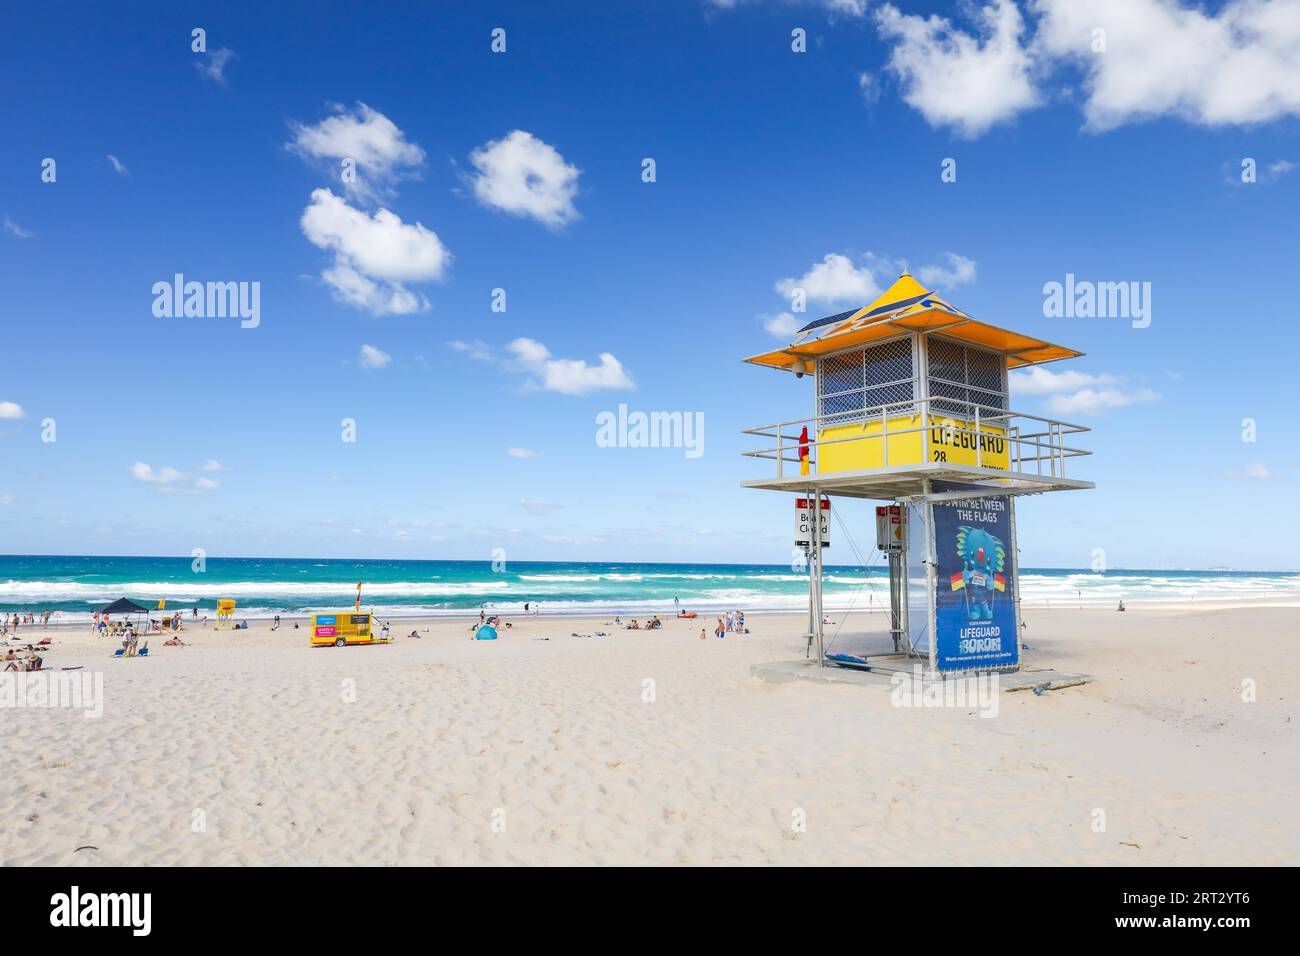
<box><xmin>743</xmin><ymin>392</ymin><xmax>1090</xmax><ymax>481</ymax></box>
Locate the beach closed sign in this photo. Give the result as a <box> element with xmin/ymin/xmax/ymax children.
<box><xmin>794</xmin><ymin>497</ymin><xmax>830</xmax><ymax>547</ymax></box>
<box><xmin>931</xmin><ymin>494</ymin><xmax>1017</xmax><ymax>671</ymax></box>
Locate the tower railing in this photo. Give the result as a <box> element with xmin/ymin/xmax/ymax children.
<box><xmin>742</xmin><ymin>393</ymin><xmax>1090</xmax><ymax>482</ymax></box>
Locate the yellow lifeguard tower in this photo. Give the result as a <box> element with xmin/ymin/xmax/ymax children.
<box><xmin>743</xmin><ymin>272</ymin><xmax>1093</xmax><ymax>677</ymax></box>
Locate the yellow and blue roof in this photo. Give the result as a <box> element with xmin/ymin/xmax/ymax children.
<box><xmin>745</xmin><ymin>273</ymin><xmax>1083</xmax><ymax>372</ymax></box>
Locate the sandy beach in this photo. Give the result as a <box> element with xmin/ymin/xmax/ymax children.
<box><xmin>2</xmin><ymin>603</ymin><xmax>1296</xmax><ymax>866</ymax></box>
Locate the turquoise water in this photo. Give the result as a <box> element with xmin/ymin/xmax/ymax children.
<box><xmin>1</xmin><ymin>555</ymin><xmax>1297</xmax><ymax>621</ymax></box>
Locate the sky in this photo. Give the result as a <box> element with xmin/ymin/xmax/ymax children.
<box><xmin>1</xmin><ymin>0</ymin><xmax>1298</xmax><ymax>570</ymax></box>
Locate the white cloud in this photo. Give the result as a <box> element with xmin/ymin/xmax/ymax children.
<box><xmin>288</xmin><ymin>103</ymin><xmax>425</xmax><ymax>202</ymax></box>
<box><xmin>3</xmin><ymin>216</ymin><xmax>33</xmax><ymax>239</ymax></box>
<box><xmin>131</xmin><ymin>462</ymin><xmax>185</xmax><ymax>485</ymax></box>
<box><xmin>200</xmin><ymin>459</ymin><xmax>226</xmax><ymax>472</ymax></box>
<box><xmin>520</xmin><ymin>499</ymin><xmax>562</xmax><ymax>514</ymax></box>
<box><xmin>1033</xmin><ymin>0</ymin><xmax>1300</xmax><ymax>130</ymax></box>
<box><xmin>0</xmin><ymin>401</ymin><xmax>25</xmax><ymax>419</ymax></box>
<box><xmin>507</xmin><ymin>447</ymin><xmax>542</xmax><ymax>459</ymax></box>
<box><xmin>358</xmin><ymin>344</ymin><xmax>392</xmax><ymax>369</ymax></box>
<box><xmin>876</xmin><ymin>0</ymin><xmax>1040</xmax><ymax>137</ymax></box>
<box><xmin>775</xmin><ymin>253</ymin><xmax>881</xmax><ymax>306</ymax></box>
<box><xmin>708</xmin><ymin>0</ymin><xmax>867</xmax><ymax>14</ymax></box>
<box><xmin>857</xmin><ymin>71</ymin><xmax>880</xmax><ymax>105</ymax></box>
<box><xmin>917</xmin><ymin>252</ymin><xmax>977</xmax><ymax>288</ymax></box>
<box><xmin>1010</xmin><ymin>367</ymin><xmax>1120</xmax><ymax>395</ymax></box>
<box><xmin>107</xmin><ymin>154</ymin><xmax>129</xmax><ymax>176</ymax></box>
<box><xmin>1270</xmin><ymin>159</ymin><xmax>1296</xmax><ymax>176</ymax></box>
<box><xmin>448</xmin><ymin>339</ymin><xmax>493</xmax><ymax>362</ymax></box>
<box><xmin>132</xmin><ymin>461</ymin><xmax>223</xmax><ymax>495</ymax></box>
<box><xmin>469</xmin><ymin>130</ymin><xmax>580</xmax><ymax>228</ymax></box>
<box><xmin>507</xmin><ymin>337</ymin><xmax>634</xmax><ymax>395</ymax></box>
<box><xmin>1242</xmin><ymin>462</ymin><xmax>1284</xmax><ymax>481</ymax></box>
<box><xmin>300</xmin><ymin>188</ymin><xmax>450</xmax><ymax>315</ymax></box>
<box><xmin>1046</xmin><ymin>387</ymin><xmax>1159</xmax><ymax>416</ymax></box>
<box><xmin>194</xmin><ymin>47</ymin><xmax>236</xmax><ymax>83</ymax></box>
<box><xmin>1010</xmin><ymin>366</ymin><xmax>1157</xmax><ymax>416</ymax></box>
<box><xmin>762</xmin><ymin>312</ymin><xmax>801</xmax><ymax>339</ymax></box>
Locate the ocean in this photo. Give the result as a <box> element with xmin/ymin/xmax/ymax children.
<box><xmin>1</xmin><ymin>555</ymin><xmax>1298</xmax><ymax>622</ymax></box>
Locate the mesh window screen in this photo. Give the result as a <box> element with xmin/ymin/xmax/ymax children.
<box><xmin>926</xmin><ymin>338</ymin><xmax>1006</xmax><ymax>417</ymax></box>
<box><xmin>863</xmin><ymin>338</ymin><xmax>915</xmax><ymax>413</ymax></box>
<box><xmin>818</xmin><ymin>339</ymin><xmax>915</xmax><ymax>424</ymax></box>
<box><xmin>819</xmin><ymin>350</ymin><xmax>864</xmax><ymax>423</ymax></box>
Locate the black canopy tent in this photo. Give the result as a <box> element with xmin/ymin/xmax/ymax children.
<box><xmin>98</xmin><ymin>597</ymin><xmax>151</xmax><ymax>634</ymax></box>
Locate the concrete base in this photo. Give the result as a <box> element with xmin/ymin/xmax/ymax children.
<box><xmin>751</xmin><ymin>657</ymin><xmax>1093</xmax><ymax>693</ymax></box>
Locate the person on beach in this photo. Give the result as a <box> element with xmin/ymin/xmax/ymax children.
<box><xmin>272</xmin><ymin>614</ymin><xmax>281</xmax><ymax>631</ymax></box>
<box><xmin>3</xmin><ymin>648</ymin><xmax>18</xmax><ymax>671</ymax></box>
<box><xmin>699</xmin><ymin>627</ymin><xmax>706</xmax><ymax>640</ymax></box>
<box><xmin>524</xmin><ymin>602</ymin><xmax>530</xmax><ymax>615</ymax></box>
<box><xmin>715</xmin><ymin>617</ymin><xmax>725</xmax><ymax>639</ymax></box>
<box><xmin>381</xmin><ymin>621</ymin><xmax>390</xmax><ymax>641</ymax></box>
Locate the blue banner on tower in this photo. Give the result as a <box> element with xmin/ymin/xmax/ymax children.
<box><xmin>931</xmin><ymin>492</ymin><xmax>1018</xmax><ymax>671</ymax></box>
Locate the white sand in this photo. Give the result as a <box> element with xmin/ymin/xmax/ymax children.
<box><xmin>1</xmin><ymin>604</ymin><xmax>1296</xmax><ymax>866</ymax></box>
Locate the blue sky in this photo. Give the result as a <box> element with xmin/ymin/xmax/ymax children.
<box><xmin>1</xmin><ymin>0</ymin><xmax>1298</xmax><ymax>569</ymax></box>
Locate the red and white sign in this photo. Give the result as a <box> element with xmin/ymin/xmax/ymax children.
<box><xmin>795</xmin><ymin>497</ymin><xmax>830</xmax><ymax>547</ymax></box>
<box><xmin>875</xmin><ymin>504</ymin><xmax>904</xmax><ymax>552</ymax></box>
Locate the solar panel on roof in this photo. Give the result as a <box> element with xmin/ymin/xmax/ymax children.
<box><xmin>796</xmin><ymin>309</ymin><xmax>858</xmax><ymax>335</ymax></box>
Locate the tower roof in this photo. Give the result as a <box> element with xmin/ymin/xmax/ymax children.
<box><xmin>746</xmin><ymin>273</ymin><xmax>1083</xmax><ymax>372</ymax></box>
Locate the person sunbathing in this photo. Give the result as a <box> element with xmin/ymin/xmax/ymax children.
<box><xmin>163</xmin><ymin>635</ymin><xmax>186</xmax><ymax>646</ymax></box>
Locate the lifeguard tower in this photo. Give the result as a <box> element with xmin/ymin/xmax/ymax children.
<box><xmin>742</xmin><ymin>272</ymin><xmax>1093</xmax><ymax>679</ymax></box>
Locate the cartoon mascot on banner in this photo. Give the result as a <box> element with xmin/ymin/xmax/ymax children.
<box><xmin>950</xmin><ymin>526</ymin><xmax>1006</xmax><ymax>622</ymax></box>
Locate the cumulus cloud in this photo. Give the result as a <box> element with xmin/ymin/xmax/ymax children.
<box><xmin>200</xmin><ymin>459</ymin><xmax>226</xmax><ymax>472</ymax></box>
<box><xmin>1241</xmin><ymin>462</ymin><xmax>1284</xmax><ymax>481</ymax></box>
<box><xmin>520</xmin><ymin>499</ymin><xmax>562</xmax><ymax>514</ymax></box>
<box><xmin>194</xmin><ymin>47</ymin><xmax>236</xmax><ymax>83</ymax></box>
<box><xmin>762</xmin><ymin>312</ymin><xmax>802</xmax><ymax>339</ymax></box>
<box><xmin>773</xmin><ymin>251</ymin><xmax>977</xmax><ymax>313</ymax></box>
<box><xmin>1010</xmin><ymin>366</ymin><xmax>1158</xmax><ymax>415</ymax></box>
<box><xmin>507</xmin><ymin>337</ymin><xmax>634</xmax><ymax>395</ymax></box>
<box><xmin>288</xmin><ymin>103</ymin><xmax>425</xmax><ymax>202</ymax></box>
<box><xmin>876</xmin><ymin>0</ymin><xmax>1040</xmax><ymax>137</ymax></box>
<box><xmin>300</xmin><ymin>188</ymin><xmax>450</xmax><ymax>315</ymax></box>
<box><xmin>448</xmin><ymin>339</ymin><xmax>493</xmax><ymax>362</ymax></box>
<box><xmin>775</xmin><ymin>253</ymin><xmax>882</xmax><ymax>306</ymax></box>
<box><xmin>0</xmin><ymin>401</ymin><xmax>25</xmax><ymax>419</ymax></box>
<box><xmin>358</xmin><ymin>344</ymin><xmax>392</xmax><ymax>369</ymax></box>
<box><xmin>131</xmin><ymin>462</ymin><xmax>185</xmax><ymax>485</ymax></box>
<box><xmin>917</xmin><ymin>252</ymin><xmax>977</xmax><ymax>288</ymax></box>
<box><xmin>132</xmin><ymin>460</ymin><xmax>223</xmax><ymax>494</ymax></box>
<box><xmin>469</xmin><ymin>130</ymin><xmax>580</xmax><ymax>229</ymax></box>
<box><xmin>1033</xmin><ymin>0</ymin><xmax>1300</xmax><ymax>130</ymax></box>
<box><xmin>1010</xmin><ymin>367</ymin><xmax>1121</xmax><ymax>395</ymax></box>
